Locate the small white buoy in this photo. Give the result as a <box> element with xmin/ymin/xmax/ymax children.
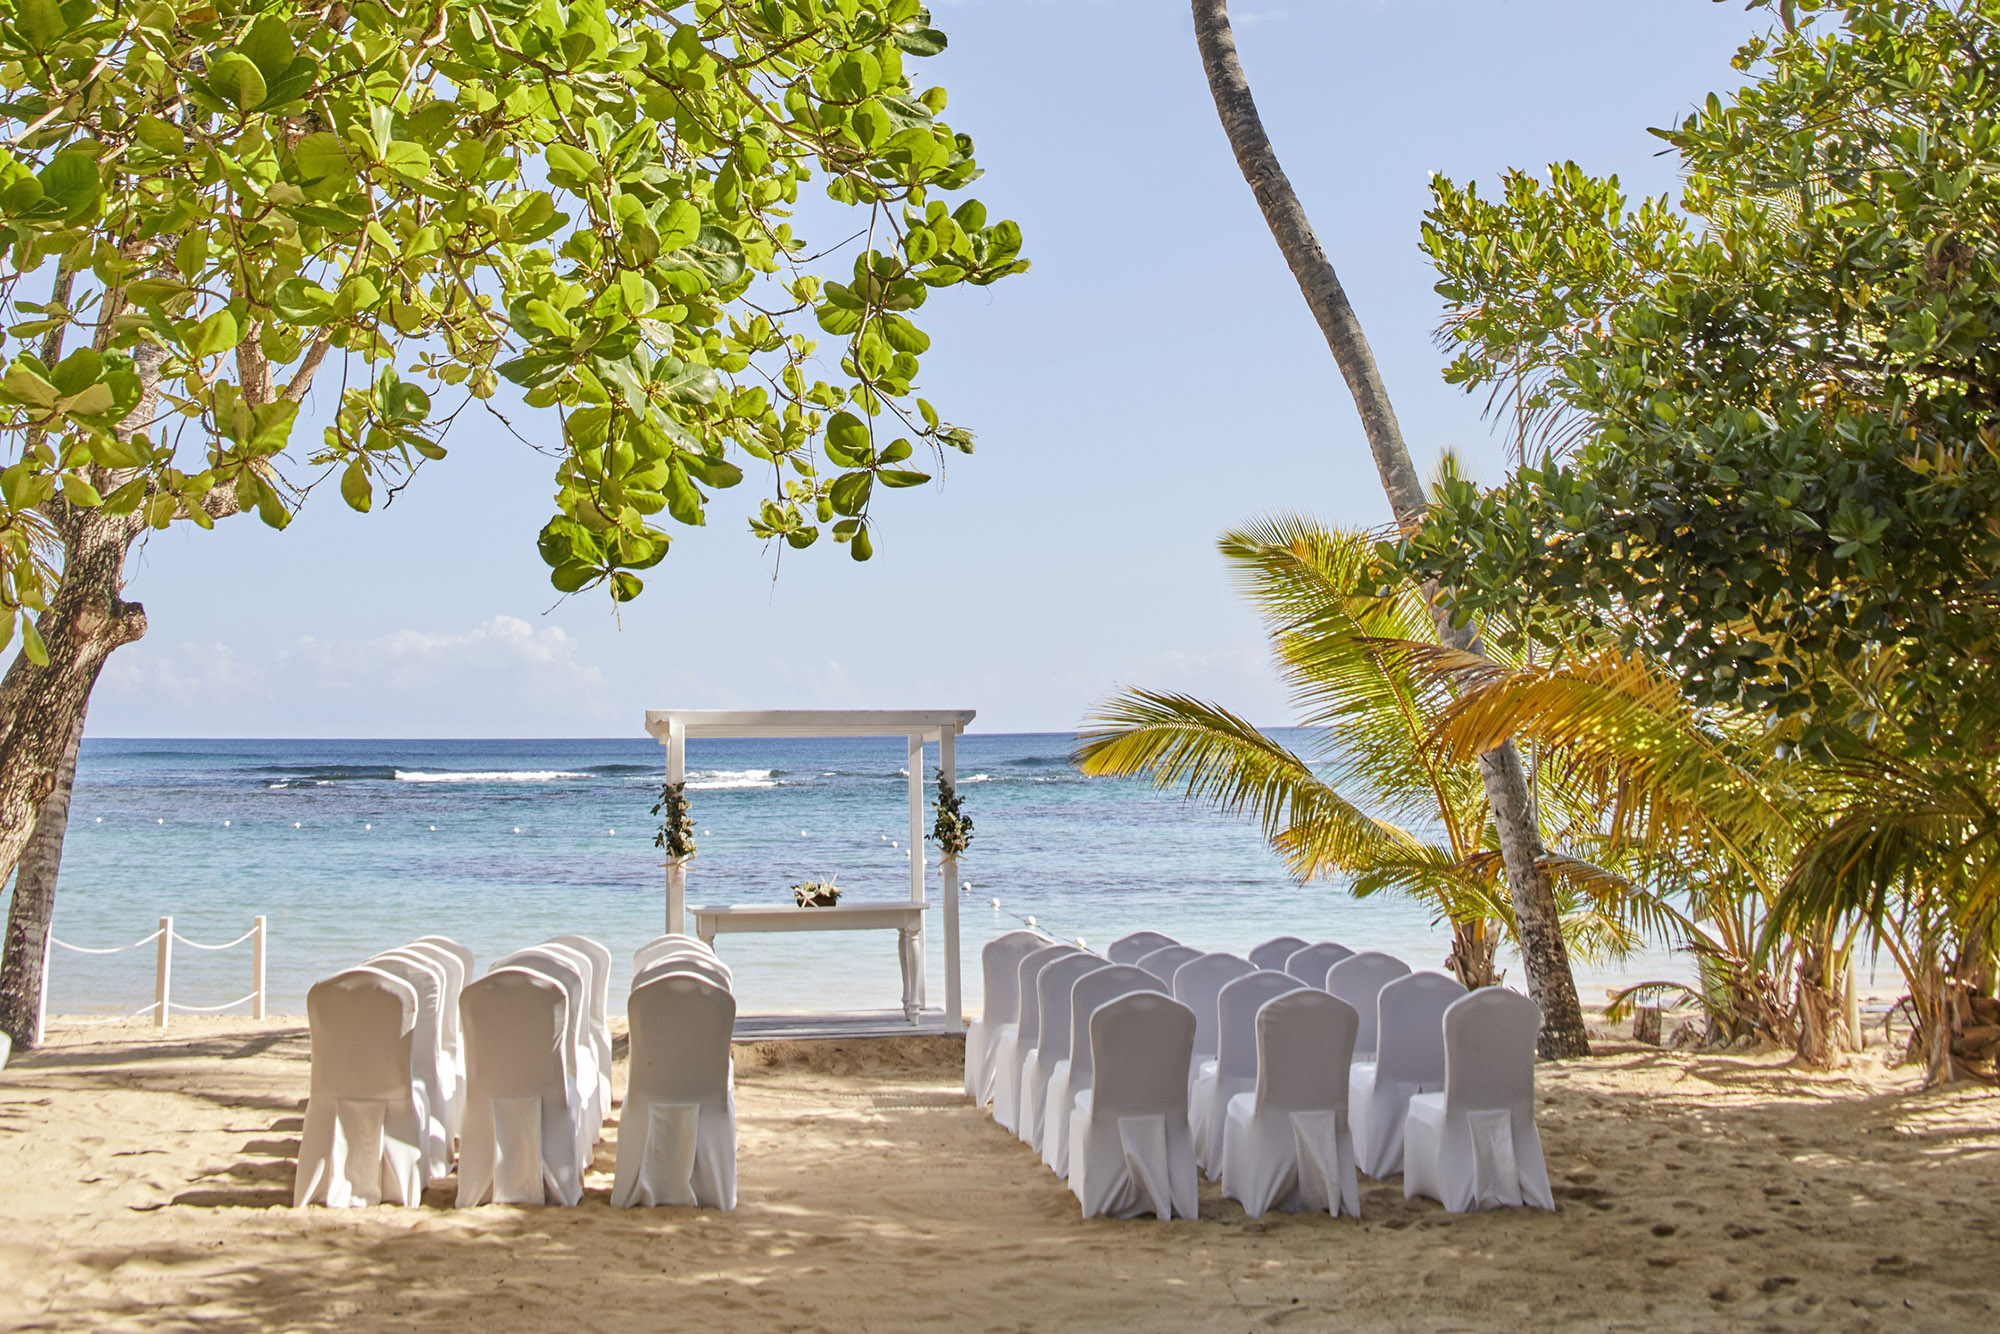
<box><xmin>1076</xmin><ymin>937</ymin><xmax>1088</xmax><ymax>949</ymax></box>
<box><xmin>294</xmin><ymin>822</ymin><xmax>301</xmax><ymax>829</ymax></box>
<box><xmin>223</xmin><ymin>820</ymin><xmax>231</xmax><ymax>827</ymax></box>
<box><xmin>799</xmin><ymin>830</ymin><xmax>808</xmax><ymax>837</ymax></box>
<box><xmin>364</xmin><ymin>824</ymin><xmax>372</xmax><ymax>831</ymax></box>
<box><xmin>95</xmin><ymin>816</ymin><xmax>102</xmax><ymax>823</ymax></box>
<box><xmin>890</xmin><ymin>841</ymin><xmax>898</xmax><ymax>849</ymax></box>
<box><xmin>990</xmin><ymin>898</ymin><xmax>1000</xmax><ymax>909</ymax></box>
<box><xmin>703</xmin><ymin>829</ymin><xmax>711</xmax><ymax>836</ymax></box>
<box><xmin>156</xmin><ymin>818</ymin><xmax>164</xmax><ymax>825</ymax></box>
<box><xmin>429</xmin><ymin>825</ymin><xmax>436</xmax><ymax>832</ymax></box>
<box><xmin>513</xmin><ymin>827</ymin><xmax>521</xmax><ymax>834</ymax></box>
<box><xmin>1024</xmin><ymin>915</ymin><xmax>1037</xmax><ymax>927</ymax></box>
<box><xmin>607</xmin><ymin>829</ymin><xmax>616</xmax><ymax>836</ymax></box>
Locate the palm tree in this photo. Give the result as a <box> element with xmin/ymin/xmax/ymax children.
<box><xmin>1076</xmin><ymin>516</ymin><xmax>1640</xmax><ymax>991</ymax></box>
<box><xmin>1186</xmin><ymin>0</ymin><xmax>1589</xmax><ymax>1055</ymax></box>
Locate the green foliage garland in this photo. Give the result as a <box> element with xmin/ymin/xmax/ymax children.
<box><xmin>652</xmin><ymin>778</ymin><xmax>695</xmax><ymax>861</ymax></box>
<box><xmin>930</xmin><ymin>765</ymin><xmax>969</xmax><ymax>856</ymax></box>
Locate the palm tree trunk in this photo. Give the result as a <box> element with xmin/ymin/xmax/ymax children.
<box><xmin>1190</xmin><ymin>0</ymin><xmax>1590</xmax><ymax>1057</ymax></box>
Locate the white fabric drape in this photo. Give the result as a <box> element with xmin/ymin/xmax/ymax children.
<box><xmin>1350</xmin><ymin>971</ymin><xmax>1463</xmax><ymax>1179</ymax></box>
<box><xmin>993</xmin><ymin>944</ymin><xmax>1077</xmax><ymax>1134</ymax></box>
<box><xmin>1325</xmin><ymin>952</ymin><xmax>1411</xmax><ymax>1061</ymax></box>
<box><xmin>1017</xmin><ymin>953</ymin><xmax>1109</xmax><ymax>1155</ymax></box>
<box><xmin>1132</xmin><ymin>944</ymin><xmax>1202</xmax><ymax>986</ymax></box>
<box><xmin>1281</xmin><ymin>941</ymin><xmax>1354</xmax><ymax>989</ymax></box>
<box><xmin>1191</xmin><ymin>970</ymin><xmax>1305</xmax><ymax>1176</ymax></box>
<box><xmin>1067</xmin><ymin>992</ymin><xmax>1198</xmax><ymax>1219</ymax></box>
<box><xmin>964</xmin><ymin>930</ymin><xmax>1047</xmax><ymax>1103</ymax></box>
<box><xmin>613</xmin><ymin>973</ymin><xmax>737</xmax><ymax>1210</ymax></box>
<box><xmin>1041</xmin><ymin>964</ymin><xmax>1163</xmax><ymax>1179</ymax></box>
<box><xmin>455</xmin><ymin>967</ymin><xmax>584</xmax><ymax>1206</ymax></box>
<box><xmin>1219</xmin><ymin>990</ymin><xmax>1361</xmax><ymax>1219</ymax></box>
<box><xmin>1246</xmin><ymin>936</ymin><xmax>1308</xmax><ymax>972</ymax></box>
<box><xmin>295</xmin><ymin>967</ymin><xmax>426</xmax><ymax>1208</ymax></box>
<box><xmin>1171</xmin><ymin>953</ymin><xmax>1254</xmax><ymax>1092</ymax></box>
<box><xmin>361</xmin><ymin>950</ymin><xmax>453</xmax><ymax>1182</ymax></box>
<box><xmin>1402</xmin><ymin>988</ymin><xmax>1555</xmax><ymax>1213</ymax></box>
<box><xmin>1105</xmin><ymin>931</ymin><xmax>1179</xmax><ymax>966</ymax></box>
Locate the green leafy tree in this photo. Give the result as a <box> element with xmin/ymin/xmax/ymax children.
<box><xmin>1400</xmin><ymin>0</ymin><xmax>2000</xmax><ymax>753</ymax></box>
<box><xmin>0</xmin><ymin>0</ymin><xmax>1026</xmax><ymax>1045</ymax></box>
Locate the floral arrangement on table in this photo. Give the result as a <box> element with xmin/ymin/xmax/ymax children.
<box><xmin>652</xmin><ymin>780</ymin><xmax>696</xmax><ymax>862</ymax></box>
<box><xmin>792</xmin><ymin>876</ymin><xmax>841</xmax><ymax>907</ymax></box>
<box><xmin>931</xmin><ymin>768</ymin><xmax>973</xmax><ymax>857</ymax></box>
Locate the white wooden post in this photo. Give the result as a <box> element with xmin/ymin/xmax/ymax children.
<box><xmin>939</xmin><ymin>726</ymin><xmax>962</xmax><ymax>1030</ymax></box>
<box><xmin>155</xmin><ymin>916</ymin><xmax>172</xmax><ymax>1030</ymax></box>
<box><xmin>252</xmin><ymin>916</ymin><xmax>268</xmax><ymax>1020</ymax></box>
<box><xmin>907</xmin><ymin>733</ymin><xmax>926</xmax><ymax>1013</ymax></box>
<box><xmin>666</xmin><ymin>720</ymin><xmax>686</xmax><ymax>935</ymax></box>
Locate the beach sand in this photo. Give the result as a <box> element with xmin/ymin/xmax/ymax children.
<box><xmin>1</xmin><ymin>1017</ymin><xmax>1994</xmax><ymax>1332</ymax></box>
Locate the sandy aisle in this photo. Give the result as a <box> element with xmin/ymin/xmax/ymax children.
<box><xmin>0</xmin><ymin>1018</ymin><xmax>1994</xmax><ymax>1332</ymax></box>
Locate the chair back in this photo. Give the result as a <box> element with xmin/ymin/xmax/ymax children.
<box><xmin>414</xmin><ymin>935</ymin><xmax>475</xmax><ymax>979</ymax></box>
<box><xmin>1283</xmin><ymin>941</ymin><xmax>1354</xmax><ymax>986</ymax></box>
<box><xmin>1214</xmin><ymin>970</ymin><xmax>1306</xmax><ymax>1079</ymax></box>
<box><xmin>362</xmin><ymin>951</ymin><xmax>446</xmax><ymax>1075</ymax></box>
<box><xmin>1134</xmin><ymin>944</ymin><xmax>1202</xmax><ymax>985</ymax></box>
<box><xmin>1443</xmin><ymin>988</ymin><xmax>1542</xmax><ymax>1112</ymax></box>
<box><xmin>1325</xmin><ymin>951</ymin><xmax>1412</xmax><ymax>1057</ymax></box>
<box><xmin>1067</xmin><ymin>964</ymin><xmax>1165</xmax><ymax>1089</ymax></box>
<box><xmin>1171</xmin><ymin>952</ymin><xmax>1255</xmax><ymax>1061</ymax></box>
<box><xmin>1107</xmin><ymin>931</ymin><xmax>1179</xmax><ymax>965</ymax></box>
<box><xmin>493</xmin><ymin>946</ymin><xmax>589</xmax><ymax>1086</ymax></box>
<box><xmin>307</xmin><ymin>967</ymin><xmax>416</xmax><ymax>1100</ymax></box>
<box><xmin>1247</xmin><ymin>935</ymin><xmax>1308</xmax><ymax>971</ymax></box>
<box><xmin>1033</xmin><ymin>954</ymin><xmax>1109</xmax><ymax>1065</ymax></box>
<box><xmin>636</xmin><ymin>953</ymin><xmax>734</xmax><ymax>993</ymax></box>
<box><xmin>1373</xmin><ymin>971</ymin><xmax>1465</xmax><ymax>1085</ymax></box>
<box><xmin>1254</xmin><ymin>989</ymin><xmax>1358</xmax><ymax>1111</ymax></box>
<box><xmin>1089</xmin><ymin>992</ymin><xmax>1196</xmax><ymax>1116</ymax></box>
<box><xmin>1014</xmin><ymin>944</ymin><xmax>1078</xmax><ymax>1045</ymax></box>
<box><xmin>626</xmin><ymin>974</ymin><xmax>736</xmax><ymax>1109</ymax></box>
<box><xmin>633</xmin><ymin>935</ymin><xmax>717</xmax><ymax>973</ymax></box>
<box><xmin>401</xmin><ymin>941</ymin><xmax>466</xmax><ymax>1056</ymax></box>
<box><xmin>978</xmin><ymin>930</ymin><xmax>1050</xmax><ymax>1028</ymax></box>
<box><xmin>550</xmin><ymin>934</ymin><xmax>612</xmax><ymax>1040</ymax></box>
<box><xmin>461</xmin><ymin>967</ymin><xmax>569</xmax><ymax>1100</ymax></box>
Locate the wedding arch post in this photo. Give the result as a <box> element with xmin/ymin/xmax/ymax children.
<box><xmin>645</xmin><ymin>709</ymin><xmax>974</xmax><ymax>1029</ymax></box>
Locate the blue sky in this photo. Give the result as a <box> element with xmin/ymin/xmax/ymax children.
<box><xmin>89</xmin><ymin>0</ymin><xmax>1756</xmax><ymax>739</ymax></box>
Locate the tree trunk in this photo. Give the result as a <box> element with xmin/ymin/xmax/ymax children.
<box><xmin>0</xmin><ymin>702</ymin><xmax>88</xmax><ymax>1048</ymax></box>
<box><xmin>1190</xmin><ymin>0</ymin><xmax>1590</xmax><ymax>1056</ymax></box>
<box><xmin>0</xmin><ymin>505</ymin><xmax>145</xmax><ymax>1042</ymax></box>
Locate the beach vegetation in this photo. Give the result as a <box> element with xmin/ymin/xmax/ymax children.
<box><xmin>0</xmin><ymin>0</ymin><xmax>1026</xmax><ymax>1047</ymax></box>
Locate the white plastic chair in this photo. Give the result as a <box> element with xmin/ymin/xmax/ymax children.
<box><xmin>1283</xmin><ymin>941</ymin><xmax>1354</xmax><ymax>987</ymax></box>
<box><xmin>633</xmin><ymin>934</ymin><xmax>717</xmax><ymax>972</ymax></box>
<box><xmin>1106</xmin><ymin>931</ymin><xmax>1179</xmax><ymax>965</ymax></box>
<box><xmin>613</xmin><ymin>973</ymin><xmax>737</xmax><ymax>1210</ymax></box>
<box><xmin>992</xmin><ymin>943</ymin><xmax>1077</xmax><ymax>1133</ymax></box>
<box><xmin>1018</xmin><ymin>952</ymin><xmax>1109</xmax><ymax>1154</ymax></box>
<box><xmin>493</xmin><ymin>945</ymin><xmax>602</xmax><ymax>1149</ymax></box>
<box><xmin>363</xmin><ymin>949</ymin><xmax>453</xmax><ymax>1180</ymax></box>
<box><xmin>550</xmin><ymin>934</ymin><xmax>614</xmax><ymax>1113</ymax></box>
<box><xmin>295</xmin><ymin>967</ymin><xmax>426</xmax><ymax>1208</ymax></box>
<box><xmin>1325</xmin><ymin>951</ymin><xmax>1411</xmax><ymax>1061</ymax></box>
<box><xmin>965</xmin><ymin>930</ymin><xmax>1047</xmax><ymax>1102</ymax></box>
<box><xmin>1248</xmin><ymin>935</ymin><xmax>1308</xmax><ymax>971</ymax></box>
<box><xmin>1219</xmin><ymin>989</ymin><xmax>1361</xmax><ymax>1218</ymax></box>
<box><xmin>456</xmin><ymin>966</ymin><xmax>585</xmax><ymax>1206</ymax></box>
<box><xmin>1171</xmin><ymin>952</ymin><xmax>1255</xmax><ymax>1089</ymax></box>
<box><xmin>1067</xmin><ymin>992</ymin><xmax>1199</xmax><ymax>1219</ymax></box>
<box><xmin>1403</xmin><ymin>988</ymin><xmax>1555</xmax><ymax>1213</ymax></box>
<box><xmin>1042</xmin><ymin>964</ymin><xmax>1163</xmax><ymax>1179</ymax></box>
<box><xmin>401</xmin><ymin>940</ymin><xmax>468</xmax><ymax>1133</ymax></box>
<box><xmin>1350</xmin><ymin>971</ymin><xmax>1464</xmax><ymax>1178</ymax></box>
<box><xmin>1134</xmin><ymin>943</ymin><xmax>1203</xmax><ymax>986</ymax></box>
<box><xmin>635</xmin><ymin>953</ymin><xmax>735</xmax><ymax>993</ymax></box>
<box><xmin>1192</xmin><ymin>970</ymin><xmax>1306</xmax><ymax>1175</ymax></box>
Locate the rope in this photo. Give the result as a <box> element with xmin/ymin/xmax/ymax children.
<box><xmin>48</xmin><ymin>929</ymin><xmax>164</xmax><ymax>956</ymax></box>
<box><xmin>170</xmin><ymin>926</ymin><xmax>259</xmax><ymax>952</ymax></box>
<box><xmin>46</xmin><ymin>1003</ymin><xmax>159</xmax><ymax>1026</ymax></box>
<box><xmin>977</xmin><ymin>891</ymin><xmax>1090</xmax><ymax>951</ymax></box>
<box><xmin>167</xmin><ymin>992</ymin><xmax>259</xmax><ymax>1014</ymax></box>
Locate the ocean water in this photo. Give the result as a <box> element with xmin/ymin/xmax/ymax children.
<box><xmin>24</xmin><ymin>733</ymin><xmax>1686</xmax><ymax>1020</ymax></box>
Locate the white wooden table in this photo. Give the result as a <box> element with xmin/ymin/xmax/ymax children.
<box><xmin>691</xmin><ymin>902</ymin><xmax>930</xmax><ymax>1022</ymax></box>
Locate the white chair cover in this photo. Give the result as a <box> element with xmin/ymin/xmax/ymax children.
<box><xmin>1283</xmin><ymin>941</ymin><xmax>1354</xmax><ymax>987</ymax></box>
<box><xmin>1067</xmin><ymin>992</ymin><xmax>1198</xmax><ymax>1219</ymax></box>
<box><xmin>401</xmin><ymin>940</ymin><xmax>468</xmax><ymax>1134</ymax></box>
<box><xmin>1220</xmin><ymin>989</ymin><xmax>1361</xmax><ymax>1218</ymax></box>
<box><xmin>493</xmin><ymin>945</ymin><xmax>602</xmax><ymax>1149</ymax></box>
<box><xmin>633</xmin><ymin>935</ymin><xmax>717</xmax><ymax>972</ymax></box>
<box><xmin>635</xmin><ymin>953</ymin><xmax>735</xmax><ymax>992</ymax></box>
<box><xmin>1106</xmin><ymin>931</ymin><xmax>1179</xmax><ymax>966</ymax></box>
<box><xmin>992</xmin><ymin>943</ymin><xmax>1076</xmax><ymax>1133</ymax></box>
<box><xmin>1403</xmin><ymin>988</ymin><xmax>1554</xmax><ymax>1213</ymax></box>
<box><xmin>1171</xmin><ymin>952</ymin><xmax>1254</xmax><ymax>1089</ymax></box>
<box><xmin>1192</xmin><ymin>970</ymin><xmax>1305</xmax><ymax>1175</ymax></box>
<box><xmin>1325</xmin><ymin>951</ymin><xmax>1411</xmax><ymax>1060</ymax></box>
<box><xmin>613</xmin><ymin>973</ymin><xmax>737</xmax><ymax>1210</ymax></box>
<box><xmin>550</xmin><ymin>934</ymin><xmax>614</xmax><ymax>1115</ymax></box>
<box><xmin>362</xmin><ymin>949</ymin><xmax>453</xmax><ymax>1180</ymax></box>
<box><xmin>456</xmin><ymin>967</ymin><xmax>584</xmax><ymax>1206</ymax></box>
<box><xmin>966</xmin><ymin>929</ymin><xmax>1050</xmax><ymax>1101</ymax></box>
<box><xmin>414</xmin><ymin>935</ymin><xmax>475</xmax><ymax>984</ymax></box>
<box><xmin>1247</xmin><ymin>936</ymin><xmax>1308</xmax><ymax>971</ymax></box>
<box><xmin>1133</xmin><ymin>943</ymin><xmax>1203</xmax><ymax>986</ymax></box>
<box><xmin>295</xmin><ymin>967</ymin><xmax>425</xmax><ymax>1208</ymax></box>
<box><xmin>1350</xmin><ymin>971</ymin><xmax>1463</xmax><ymax>1178</ymax></box>
<box><xmin>1017</xmin><ymin>953</ymin><xmax>1109</xmax><ymax>1154</ymax></box>
<box><xmin>1042</xmin><ymin>964</ymin><xmax>1162</xmax><ymax>1179</ymax></box>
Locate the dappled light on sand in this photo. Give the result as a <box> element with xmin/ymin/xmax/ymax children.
<box><xmin>1</xmin><ymin>1017</ymin><xmax>1995</xmax><ymax>1330</ymax></box>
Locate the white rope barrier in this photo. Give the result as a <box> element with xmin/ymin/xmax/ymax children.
<box><xmin>40</xmin><ymin>915</ymin><xmax>268</xmax><ymax>1033</ymax></box>
<box><xmin>52</xmin><ymin>1004</ymin><xmax>159</xmax><ymax>1027</ymax></box>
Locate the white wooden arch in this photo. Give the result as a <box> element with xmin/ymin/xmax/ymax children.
<box><xmin>644</xmin><ymin>709</ymin><xmax>976</xmax><ymax>1027</ymax></box>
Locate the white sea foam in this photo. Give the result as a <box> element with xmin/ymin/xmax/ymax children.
<box><xmin>393</xmin><ymin>769</ymin><xmax>589</xmax><ymax>783</ymax></box>
<box><xmin>687</xmin><ymin>768</ymin><xmax>780</xmax><ymax>790</ymax></box>
<box><xmin>962</xmin><ymin>773</ymin><xmax>992</xmax><ymax>783</ymax></box>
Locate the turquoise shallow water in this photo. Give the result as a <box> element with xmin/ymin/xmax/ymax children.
<box><xmin>21</xmin><ymin>733</ymin><xmax>1685</xmax><ymax>1019</ymax></box>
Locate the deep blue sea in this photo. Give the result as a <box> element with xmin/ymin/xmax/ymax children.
<box><xmin>23</xmin><ymin>733</ymin><xmax>1684</xmax><ymax>1019</ymax></box>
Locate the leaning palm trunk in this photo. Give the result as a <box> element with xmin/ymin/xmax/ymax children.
<box><xmin>1188</xmin><ymin>0</ymin><xmax>1589</xmax><ymax>1056</ymax></box>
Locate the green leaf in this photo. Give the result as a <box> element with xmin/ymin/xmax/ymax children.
<box><xmin>238</xmin><ymin>14</ymin><xmax>296</xmax><ymax>81</ymax></box>
<box><xmin>682</xmin><ymin>454</ymin><xmax>742</xmax><ymax>488</ymax></box>
<box><xmin>656</xmin><ymin>199</ymin><xmax>701</xmax><ymax>251</ymax></box>
<box><xmin>3</xmin><ymin>365</ymin><xmax>58</xmax><ymax>409</ymax></box>
<box><xmin>19</xmin><ymin>615</ymin><xmax>46</xmax><ymax>667</ymax></box>
<box><xmin>544</xmin><ymin>143</ymin><xmax>603</xmax><ymax>188</ymax></box>
<box><xmin>380</xmin><ymin>141</ymin><xmax>432</xmax><ymax>184</ymax></box>
<box><xmin>339</xmin><ymin>461</ymin><xmax>373</xmax><ymax>512</ymax></box>
<box><xmin>36</xmin><ymin>152</ymin><xmax>100</xmax><ymax>221</ymax></box>
<box><xmin>273</xmin><ymin>278</ymin><xmax>336</xmax><ymax>325</ymax></box>
<box><xmin>877</xmin><ymin>469</ymin><xmax>930</xmax><ymax>488</ymax></box>
<box><xmin>830</xmin><ymin>469</ymin><xmax>873</xmax><ymax>516</ymax></box>
<box><xmin>673</xmin><ymin>226</ymin><xmax>746</xmax><ymax>288</ymax></box>
<box><xmin>187</xmin><ymin>309</ymin><xmax>242</xmax><ymax>360</ymax></box>
<box><xmin>293</xmin><ymin>132</ymin><xmax>351</xmax><ymax>185</ymax></box>
<box><xmin>894</xmin><ymin>27</ymin><xmax>948</xmax><ymax>57</ymax></box>
<box><xmin>208</xmin><ymin>53</ymin><xmax>269</xmax><ymax>111</ymax></box>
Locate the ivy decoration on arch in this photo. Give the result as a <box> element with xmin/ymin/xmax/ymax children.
<box><xmin>930</xmin><ymin>767</ymin><xmax>971</xmax><ymax>857</ymax></box>
<box><xmin>653</xmin><ymin>780</ymin><xmax>696</xmax><ymax>862</ymax></box>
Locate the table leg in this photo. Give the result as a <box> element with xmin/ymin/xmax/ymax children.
<box><xmin>696</xmin><ymin>920</ymin><xmax>716</xmax><ymax>947</ymax></box>
<box><xmin>898</xmin><ymin>928</ymin><xmax>920</xmax><ymax>1023</ymax></box>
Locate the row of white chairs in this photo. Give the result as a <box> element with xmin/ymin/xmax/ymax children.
<box><xmin>296</xmin><ymin>934</ymin><xmax>615</xmax><ymax>1207</ymax></box>
<box><xmin>612</xmin><ymin>934</ymin><xmax>738</xmax><ymax>1210</ymax></box>
<box><xmin>965</xmin><ymin>930</ymin><xmax>1553</xmax><ymax>1219</ymax></box>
